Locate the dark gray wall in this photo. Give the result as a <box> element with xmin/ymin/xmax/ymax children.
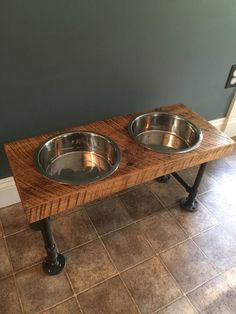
<box><xmin>1</xmin><ymin>0</ymin><xmax>236</xmax><ymax>178</ymax></box>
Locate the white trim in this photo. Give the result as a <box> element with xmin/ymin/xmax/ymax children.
<box><xmin>226</xmin><ymin>91</ymin><xmax>236</xmax><ymax>120</ymax></box>
<box><xmin>224</xmin><ymin>117</ymin><xmax>236</xmax><ymax>137</ymax></box>
<box><xmin>209</xmin><ymin>116</ymin><xmax>236</xmax><ymax>137</ymax></box>
<box><xmin>209</xmin><ymin>117</ymin><xmax>226</xmax><ymax>132</ymax></box>
<box><xmin>0</xmin><ymin>177</ymin><xmax>20</xmax><ymax>208</ymax></box>
<box><xmin>0</xmin><ymin>116</ymin><xmax>235</xmax><ymax>209</ymax></box>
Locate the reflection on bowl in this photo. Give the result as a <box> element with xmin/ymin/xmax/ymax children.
<box><xmin>34</xmin><ymin>132</ymin><xmax>121</xmax><ymax>185</ymax></box>
<box><xmin>129</xmin><ymin>112</ymin><xmax>203</xmax><ymax>153</ymax></box>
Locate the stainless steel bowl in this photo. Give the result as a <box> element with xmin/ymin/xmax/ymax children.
<box><xmin>34</xmin><ymin>132</ymin><xmax>121</xmax><ymax>185</ymax></box>
<box><xmin>129</xmin><ymin>112</ymin><xmax>203</xmax><ymax>153</ymax></box>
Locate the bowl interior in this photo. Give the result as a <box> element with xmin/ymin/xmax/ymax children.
<box><xmin>35</xmin><ymin>132</ymin><xmax>121</xmax><ymax>185</ymax></box>
<box><xmin>129</xmin><ymin>112</ymin><xmax>202</xmax><ymax>153</ymax></box>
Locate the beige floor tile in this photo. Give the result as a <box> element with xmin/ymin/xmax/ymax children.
<box><xmin>78</xmin><ymin>276</ymin><xmax>139</xmax><ymax>314</ymax></box>
<box><xmin>0</xmin><ymin>276</ymin><xmax>22</xmax><ymax>314</ymax></box>
<box><xmin>0</xmin><ymin>239</ymin><xmax>12</xmax><ymax>278</ymax></box>
<box><xmin>149</xmin><ymin>178</ymin><xmax>186</xmax><ymax>208</ymax></box>
<box><xmin>137</xmin><ymin>211</ymin><xmax>188</xmax><ymax>253</ymax></box>
<box><xmin>223</xmin><ymin>266</ymin><xmax>236</xmax><ymax>290</ymax></box>
<box><xmin>156</xmin><ymin>297</ymin><xmax>197</xmax><ymax>314</ymax></box>
<box><xmin>169</xmin><ymin>202</ymin><xmax>218</xmax><ymax>236</ymax></box>
<box><xmin>193</xmin><ymin>225</ymin><xmax>236</xmax><ymax>271</ymax></box>
<box><xmin>160</xmin><ymin>240</ymin><xmax>217</xmax><ymax>292</ymax></box>
<box><xmin>119</xmin><ymin>185</ymin><xmax>164</xmax><ymax>220</ymax></box>
<box><xmin>6</xmin><ymin>228</ymin><xmax>45</xmax><ymax>271</ymax></box>
<box><xmin>121</xmin><ymin>256</ymin><xmax>182</xmax><ymax>314</ymax></box>
<box><xmin>52</xmin><ymin>208</ymin><xmax>97</xmax><ymax>252</ymax></box>
<box><xmin>66</xmin><ymin>239</ymin><xmax>117</xmax><ymax>293</ymax></box>
<box><xmin>188</xmin><ymin>275</ymin><xmax>236</xmax><ymax>313</ymax></box>
<box><xmin>102</xmin><ymin>224</ymin><xmax>153</xmax><ymax>271</ymax></box>
<box><xmin>199</xmin><ymin>189</ymin><xmax>236</xmax><ymax>221</ymax></box>
<box><xmin>0</xmin><ymin>203</ymin><xmax>28</xmax><ymax>235</ymax></box>
<box><xmin>16</xmin><ymin>264</ymin><xmax>72</xmax><ymax>314</ymax></box>
<box><xmin>41</xmin><ymin>298</ymin><xmax>81</xmax><ymax>314</ymax></box>
<box><xmin>86</xmin><ymin>197</ymin><xmax>132</xmax><ymax>235</ymax></box>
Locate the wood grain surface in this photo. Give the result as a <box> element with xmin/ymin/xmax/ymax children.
<box><xmin>4</xmin><ymin>104</ymin><xmax>235</xmax><ymax>223</ymax></box>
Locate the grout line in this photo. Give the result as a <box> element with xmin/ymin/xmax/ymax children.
<box><xmin>116</xmin><ymin>182</ymin><xmax>149</xmax><ymax>197</ymax></box>
<box><xmin>76</xmin><ymin>273</ymin><xmax>118</xmax><ymax>296</ymax></box>
<box><xmin>98</xmin><ymin>220</ymin><xmax>136</xmax><ymax>238</ymax></box>
<box><xmin>166</xmin><ymin>205</ymin><xmax>221</xmax><ymax>238</ymax></box>
<box><xmin>2</xmin><ymin>226</ymin><xmax>30</xmax><ymax>239</ymax></box>
<box><xmin>0</xmin><ymin>202</ymin><xmax>21</xmax><ymax>212</ymax></box>
<box><xmin>149</xmin><ymin>181</ymin><xmax>223</xmax><ymax>239</ymax></box>
<box><xmin>142</xmin><ymin>185</ymin><xmax>169</xmax><ymax>211</ymax></box>
<box><xmin>85</xmin><ymin>194</ymin><xmax>167</xmax><ymax>239</ymax></box>
<box><xmin>148</xmin><ymin>185</ymin><xmax>189</xmax><ymax>213</ymax></box>
<box><xmin>0</xmin><ymin>273</ymin><xmax>13</xmax><ymax>281</ymax></box>
<box><xmin>157</xmin><ymin>254</ymin><xmax>214</xmax><ymax>314</ymax></box>
<box><xmin>190</xmin><ymin>222</ymin><xmax>221</xmax><ymax>238</ymax></box>
<box><xmin>148</xmin><ymin>212</ymin><xmax>234</xmax><ymax>313</ymax></box>
<box><xmin>36</xmin><ymin>296</ymin><xmax>75</xmax><ymax>314</ymax></box>
<box><xmin>151</xmin><ymin>296</ymin><xmax>188</xmax><ymax>314</ymax></box>
<box><xmin>184</xmin><ymin>295</ymin><xmax>200</xmax><ymax>314</ymax></box>
<box><xmin>60</xmin><ymin>238</ymin><xmax>98</xmax><ymax>256</ymax></box>
<box><xmin>0</xmin><ymin>217</ymin><xmax>3</xmax><ymax>239</ymax></box>
<box><xmin>153</xmin><ymin>256</ymin><xmax>186</xmax><ymax>313</ymax></box>
<box><xmin>155</xmin><ymin>238</ymin><xmax>190</xmax><ymax>256</ymax></box>
<box><xmin>190</xmin><ymin>237</ymin><xmax>220</xmax><ymax>273</ymax></box>
<box><xmin>221</xmin><ymin>268</ymin><xmax>236</xmax><ymax>293</ymax></box>
<box><xmin>1</xmin><ymin>208</ymin><xmax>196</xmax><ymax>280</ymax></box>
<box><xmin>85</xmin><ymin>208</ymin><xmax>142</xmax><ymax>313</ymax></box>
<box><xmin>84</xmin><ymin>196</ymin><xmax>113</xmax><ymax>209</ymax></box>
<box><xmin>85</xmin><ymin>200</ymin><xmax>155</xmax><ymax>275</ymax></box>
<box><xmin>118</xmin><ymin>275</ymin><xmax>142</xmax><ymax>314</ymax></box>
<box><xmin>186</xmin><ymin>222</ymin><xmax>221</xmax><ymax>239</ymax></box>
<box><xmin>164</xmin><ymin>210</ymin><xmax>191</xmax><ymax>239</ymax></box>
<box><xmin>119</xmin><ymin>255</ymin><xmax>154</xmax><ymax>275</ymax></box>
<box><xmin>64</xmin><ymin>270</ymin><xmax>84</xmax><ymax>314</ymax></box>
<box><xmin>100</xmin><ymin>237</ymin><xmax>142</xmax><ymax>314</ymax></box>
<box><xmin>151</xmin><ymin>294</ymin><xmax>200</xmax><ymax>314</ymax></box>
<box><xmin>75</xmin><ymin>210</ymin><xmax>121</xmax><ymax>295</ymax></box>
<box><xmin>11</xmin><ymin>260</ymin><xmax>43</xmax><ymax>276</ymax></box>
<box><xmin>3</xmin><ymin>232</ymin><xmax>25</xmax><ymax>313</ymax></box>
<box><xmin>157</xmin><ymin>253</ymin><xmax>185</xmax><ymax>296</ymax></box>
<box><xmin>184</xmin><ymin>272</ymin><xmax>221</xmax><ymax>295</ymax></box>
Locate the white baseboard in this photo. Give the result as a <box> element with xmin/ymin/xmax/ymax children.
<box><xmin>0</xmin><ymin>177</ymin><xmax>20</xmax><ymax>208</ymax></box>
<box><xmin>223</xmin><ymin>117</ymin><xmax>236</xmax><ymax>138</ymax></box>
<box><xmin>209</xmin><ymin>116</ymin><xmax>236</xmax><ymax>138</ymax></box>
<box><xmin>0</xmin><ymin>116</ymin><xmax>235</xmax><ymax>209</ymax></box>
<box><xmin>209</xmin><ymin>117</ymin><xmax>226</xmax><ymax>131</ymax></box>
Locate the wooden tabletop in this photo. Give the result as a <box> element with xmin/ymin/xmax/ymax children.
<box><xmin>4</xmin><ymin>104</ymin><xmax>235</xmax><ymax>223</ymax></box>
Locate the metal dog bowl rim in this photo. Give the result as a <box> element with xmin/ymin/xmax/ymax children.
<box><xmin>34</xmin><ymin>131</ymin><xmax>121</xmax><ymax>185</ymax></box>
<box><xmin>128</xmin><ymin>111</ymin><xmax>203</xmax><ymax>154</ymax></box>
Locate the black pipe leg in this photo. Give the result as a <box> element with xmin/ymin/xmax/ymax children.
<box><xmin>156</xmin><ymin>174</ymin><xmax>171</xmax><ymax>183</ymax></box>
<box><xmin>30</xmin><ymin>218</ymin><xmax>65</xmax><ymax>275</ymax></box>
<box><xmin>180</xmin><ymin>163</ymin><xmax>207</xmax><ymax>212</ymax></box>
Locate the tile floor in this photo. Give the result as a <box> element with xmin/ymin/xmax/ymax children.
<box><xmin>1</xmin><ymin>140</ymin><xmax>236</xmax><ymax>313</ymax></box>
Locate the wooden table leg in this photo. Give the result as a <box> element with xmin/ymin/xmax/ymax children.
<box><xmin>30</xmin><ymin>217</ymin><xmax>65</xmax><ymax>275</ymax></box>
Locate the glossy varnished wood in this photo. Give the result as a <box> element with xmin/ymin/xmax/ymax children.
<box><xmin>4</xmin><ymin>104</ymin><xmax>235</xmax><ymax>223</ymax></box>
